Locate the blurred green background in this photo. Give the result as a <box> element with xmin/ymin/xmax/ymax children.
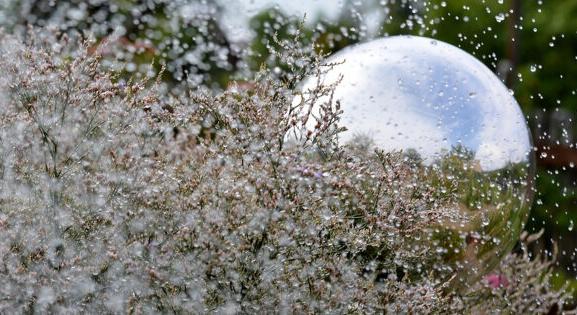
<box><xmin>4</xmin><ymin>0</ymin><xmax>577</xmax><ymax>295</ymax></box>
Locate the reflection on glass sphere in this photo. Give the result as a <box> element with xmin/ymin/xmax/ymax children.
<box><xmin>294</xmin><ymin>35</ymin><xmax>535</xmax><ymax>286</ymax></box>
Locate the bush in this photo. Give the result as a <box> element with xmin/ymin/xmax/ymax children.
<box><xmin>0</xmin><ymin>29</ymin><xmax>569</xmax><ymax>314</ymax></box>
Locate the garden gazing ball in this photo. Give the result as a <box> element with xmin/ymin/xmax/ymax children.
<box><xmin>295</xmin><ymin>35</ymin><xmax>535</xmax><ymax>285</ymax></box>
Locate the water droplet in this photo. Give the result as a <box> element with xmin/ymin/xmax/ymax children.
<box><xmin>495</xmin><ymin>13</ymin><xmax>505</xmax><ymax>23</ymax></box>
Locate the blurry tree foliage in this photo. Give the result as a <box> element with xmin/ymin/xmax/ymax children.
<box><xmin>2</xmin><ymin>0</ymin><xmax>243</xmax><ymax>87</ymax></box>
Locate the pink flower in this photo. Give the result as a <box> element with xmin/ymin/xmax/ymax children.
<box><xmin>485</xmin><ymin>273</ymin><xmax>510</xmax><ymax>289</ymax></box>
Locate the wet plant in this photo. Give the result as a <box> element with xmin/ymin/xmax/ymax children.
<box><xmin>0</xmin><ymin>28</ymin><xmax>571</xmax><ymax>314</ymax></box>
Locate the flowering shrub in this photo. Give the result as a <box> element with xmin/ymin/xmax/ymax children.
<box><xmin>0</xmin><ymin>30</ymin><xmax>570</xmax><ymax>314</ymax></box>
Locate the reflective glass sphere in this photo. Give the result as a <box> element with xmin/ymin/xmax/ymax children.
<box><xmin>295</xmin><ymin>35</ymin><xmax>535</xmax><ymax>285</ymax></box>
